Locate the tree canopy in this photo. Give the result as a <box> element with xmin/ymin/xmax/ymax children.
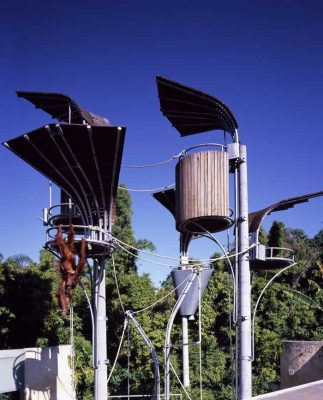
<box><xmin>0</xmin><ymin>193</ymin><xmax>322</xmax><ymax>399</ymax></box>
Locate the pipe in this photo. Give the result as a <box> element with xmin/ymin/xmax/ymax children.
<box><xmin>238</xmin><ymin>145</ymin><xmax>252</xmax><ymax>399</ymax></box>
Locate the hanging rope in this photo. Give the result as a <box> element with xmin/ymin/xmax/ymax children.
<box><xmin>118</xmin><ymin>184</ymin><xmax>175</xmax><ymax>193</ymax></box>
<box><xmin>69</xmin><ymin>302</ymin><xmax>75</xmax><ymax>392</ymax></box>
<box><xmin>189</xmin><ymin>221</ymin><xmax>237</xmax><ymax>323</ymax></box>
<box><xmin>169</xmin><ymin>361</ymin><xmax>193</xmax><ymax>400</ymax></box>
<box><xmin>251</xmin><ymin>262</ymin><xmax>297</xmax><ymax>361</ymax></box>
<box><xmin>112</xmin><ymin>234</ymin><xmax>258</xmax><ymax>267</ymax></box>
<box><xmin>79</xmin><ymin>279</ymin><xmax>96</xmax><ymax>369</ymax></box>
<box><xmin>122</xmin><ymin>151</ymin><xmax>184</xmax><ymax>168</ymax></box>
<box><xmin>132</xmin><ymin>271</ymin><xmax>194</xmax><ymax>315</ymax></box>
<box><xmin>113</xmin><ymin>236</ymin><xmax>184</xmax><ymax>261</ymax></box>
<box><xmin>228</xmin><ymin>290</ymin><xmax>236</xmax><ymax>400</ymax></box>
<box><xmin>111</xmin><ymin>254</ymin><xmax>125</xmax><ymax>313</ymax></box>
<box><xmin>107</xmin><ymin>318</ymin><xmax>128</xmax><ymax>385</ymax></box>
<box><xmin>198</xmin><ymin>273</ymin><xmax>203</xmax><ymax>400</ymax></box>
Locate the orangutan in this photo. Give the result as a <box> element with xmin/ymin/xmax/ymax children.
<box><xmin>56</xmin><ymin>224</ymin><xmax>87</xmax><ymax>315</ymax></box>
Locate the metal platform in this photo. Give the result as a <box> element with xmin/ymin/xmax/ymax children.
<box><xmin>250</xmin><ymin>245</ymin><xmax>295</xmax><ymax>271</ymax></box>
<box><xmin>45</xmin><ymin>222</ymin><xmax>115</xmax><ymax>258</ymax></box>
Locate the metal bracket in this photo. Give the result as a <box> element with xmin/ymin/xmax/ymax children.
<box><xmin>241</xmin><ymin>315</ymin><xmax>249</xmax><ymax>321</ymax></box>
<box><xmin>97</xmin><ymin>359</ymin><xmax>109</xmax><ymax>365</ymax></box>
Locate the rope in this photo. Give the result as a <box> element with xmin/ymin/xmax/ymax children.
<box><xmin>79</xmin><ymin>279</ymin><xmax>96</xmax><ymax>369</ymax></box>
<box><xmin>251</xmin><ymin>262</ymin><xmax>297</xmax><ymax>361</ymax></box>
<box><xmin>118</xmin><ymin>184</ymin><xmax>175</xmax><ymax>193</ymax></box>
<box><xmin>199</xmin><ymin>231</ymin><xmax>237</xmax><ymax>323</ymax></box>
<box><xmin>198</xmin><ymin>273</ymin><xmax>203</xmax><ymax>400</ymax></box>
<box><xmin>70</xmin><ymin>303</ymin><xmax>75</xmax><ymax>392</ymax></box>
<box><xmin>107</xmin><ymin>318</ymin><xmax>128</xmax><ymax>385</ymax></box>
<box><xmin>228</xmin><ymin>290</ymin><xmax>235</xmax><ymax>400</ymax></box>
<box><xmin>169</xmin><ymin>361</ymin><xmax>192</xmax><ymax>400</ymax></box>
<box><xmin>113</xmin><ymin>237</ymin><xmax>184</xmax><ymax>261</ymax></box>
<box><xmin>181</xmin><ymin>220</ymin><xmax>238</xmax><ymax>324</ymax></box>
<box><xmin>132</xmin><ymin>271</ymin><xmax>194</xmax><ymax>315</ymax></box>
<box><xmin>112</xmin><ymin>254</ymin><xmax>125</xmax><ymax>313</ymax></box>
<box><xmin>113</xmin><ymin>234</ymin><xmax>258</xmax><ymax>267</ymax></box>
<box><xmin>122</xmin><ymin>152</ymin><xmax>183</xmax><ymax>168</ymax></box>
<box><xmin>115</xmin><ymin>241</ymin><xmax>177</xmax><ymax>267</ymax></box>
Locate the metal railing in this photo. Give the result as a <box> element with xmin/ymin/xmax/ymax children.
<box><xmin>265</xmin><ymin>246</ymin><xmax>295</xmax><ymax>262</ymax></box>
<box><xmin>107</xmin><ymin>395</ymin><xmax>182</xmax><ymax>399</ymax></box>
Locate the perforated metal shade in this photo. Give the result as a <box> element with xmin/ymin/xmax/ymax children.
<box><xmin>172</xmin><ymin>269</ymin><xmax>213</xmax><ymax>316</ymax></box>
<box><xmin>249</xmin><ymin>191</ymin><xmax>323</xmax><ymax>233</ymax></box>
<box><xmin>156</xmin><ymin>76</ymin><xmax>238</xmax><ymax>136</ymax></box>
<box><xmin>152</xmin><ymin>188</ymin><xmax>196</xmax><ymax>253</ymax></box>
<box><xmin>3</xmin><ymin>123</ymin><xmax>125</xmax><ymax>226</ymax></box>
<box><xmin>16</xmin><ymin>91</ymin><xmax>109</xmax><ymax>126</ymax></box>
<box><xmin>152</xmin><ymin>188</ymin><xmax>176</xmax><ymax>217</ymax></box>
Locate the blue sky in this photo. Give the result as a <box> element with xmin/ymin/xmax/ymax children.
<box><xmin>1</xmin><ymin>0</ymin><xmax>323</xmax><ymax>285</ymax></box>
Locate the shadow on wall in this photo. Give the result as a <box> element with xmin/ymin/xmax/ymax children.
<box><xmin>0</xmin><ymin>345</ymin><xmax>74</xmax><ymax>400</ymax></box>
<box><xmin>14</xmin><ymin>347</ymin><xmax>58</xmax><ymax>400</ymax></box>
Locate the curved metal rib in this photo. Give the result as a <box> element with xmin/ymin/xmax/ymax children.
<box><xmin>46</xmin><ymin>125</ymin><xmax>92</xmax><ymax>226</ymax></box>
<box><xmin>126</xmin><ymin>311</ymin><xmax>160</xmax><ymax>400</ymax></box>
<box><xmin>23</xmin><ymin>134</ymin><xmax>89</xmax><ymax>226</ymax></box>
<box><xmin>54</xmin><ymin>124</ymin><xmax>101</xmax><ymax>224</ymax></box>
<box><xmin>87</xmin><ymin>125</ymin><xmax>106</xmax><ymax>212</ymax></box>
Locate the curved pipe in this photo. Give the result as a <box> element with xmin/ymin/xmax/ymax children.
<box><xmin>126</xmin><ymin>311</ymin><xmax>160</xmax><ymax>400</ymax></box>
<box><xmin>251</xmin><ymin>262</ymin><xmax>297</xmax><ymax>361</ymax></box>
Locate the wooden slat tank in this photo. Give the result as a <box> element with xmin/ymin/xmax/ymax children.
<box><xmin>176</xmin><ymin>150</ymin><xmax>231</xmax><ymax>233</ymax></box>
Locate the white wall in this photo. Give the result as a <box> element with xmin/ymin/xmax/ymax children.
<box><xmin>0</xmin><ymin>345</ymin><xmax>75</xmax><ymax>400</ymax></box>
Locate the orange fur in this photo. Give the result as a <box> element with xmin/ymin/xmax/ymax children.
<box><xmin>55</xmin><ymin>225</ymin><xmax>87</xmax><ymax>315</ymax></box>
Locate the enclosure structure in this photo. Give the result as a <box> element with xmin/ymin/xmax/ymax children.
<box><xmin>155</xmin><ymin>76</ymin><xmax>252</xmax><ymax>399</ymax></box>
<box><xmin>175</xmin><ymin>148</ymin><xmax>231</xmax><ymax>233</ymax></box>
<box><xmin>249</xmin><ymin>191</ymin><xmax>323</xmax><ymax>270</ymax></box>
<box><xmin>2</xmin><ymin>92</ymin><xmax>126</xmax><ymax>400</ymax></box>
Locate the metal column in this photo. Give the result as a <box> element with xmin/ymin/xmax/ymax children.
<box><xmin>94</xmin><ymin>257</ymin><xmax>108</xmax><ymax>400</ymax></box>
<box><xmin>238</xmin><ymin>145</ymin><xmax>252</xmax><ymax>399</ymax></box>
<box><xmin>182</xmin><ymin>316</ymin><xmax>190</xmax><ymax>388</ymax></box>
<box><xmin>180</xmin><ymin>254</ymin><xmax>190</xmax><ymax>388</ymax></box>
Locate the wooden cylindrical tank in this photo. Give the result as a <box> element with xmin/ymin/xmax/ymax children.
<box><xmin>175</xmin><ymin>150</ymin><xmax>230</xmax><ymax>233</ymax></box>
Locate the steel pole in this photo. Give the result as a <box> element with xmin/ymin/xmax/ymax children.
<box><xmin>238</xmin><ymin>145</ymin><xmax>252</xmax><ymax>399</ymax></box>
<box><xmin>180</xmin><ymin>253</ymin><xmax>190</xmax><ymax>388</ymax></box>
<box><xmin>182</xmin><ymin>316</ymin><xmax>190</xmax><ymax>388</ymax></box>
<box><xmin>94</xmin><ymin>257</ymin><xmax>108</xmax><ymax>400</ymax></box>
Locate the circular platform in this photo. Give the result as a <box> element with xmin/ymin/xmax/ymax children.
<box><xmin>250</xmin><ymin>257</ymin><xmax>294</xmax><ymax>271</ymax></box>
<box><xmin>177</xmin><ymin>215</ymin><xmax>234</xmax><ymax>234</ymax></box>
<box><xmin>47</xmin><ymin>213</ymin><xmax>83</xmax><ymax>227</ymax></box>
<box><xmin>45</xmin><ymin>237</ymin><xmax>115</xmax><ymax>258</ymax></box>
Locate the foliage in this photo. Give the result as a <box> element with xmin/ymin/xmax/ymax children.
<box><xmin>0</xmin><ymin>187</ymin><xmax>322</xmax><ymax>399</ymax></box>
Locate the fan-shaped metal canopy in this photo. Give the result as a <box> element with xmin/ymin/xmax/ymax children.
<box><xmin>249</xmin><ymin>191</ymin><xmax>323</xmax><ymax>234</ymax></box>
<box><xmin>17</xmin><ymin>91</ymin><xmax>109</xmax><ymax>127</ymax></box>
<box><xmin>3</xmin><ymin>123</ymin><xmax>125</xmax><ymax>227</ymax></box>
<box><xmin>156</xmin><ymin>75</ymin><xmax>238</xmax><ymax>137</ymax></box>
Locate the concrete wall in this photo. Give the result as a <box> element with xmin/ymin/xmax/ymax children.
<box><xmin>0</xmin><ymin>348</ymin><xmax>25</xmax><ymax>394</ymax></box>
<box><xmin>0</xmin><ymin>345</ymin><xmax>75</xmax><ymax>400</ymax></box>
<box><xmin>280</xmin><ymin>340</ymin><xmax>323</xmax><ymax>389</ymax></box>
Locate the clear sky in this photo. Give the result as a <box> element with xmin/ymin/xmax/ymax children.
<box><xmin>1</xmin><ymin>0</ymin><xmax>323</xmax><ymax>285</ymax></box>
